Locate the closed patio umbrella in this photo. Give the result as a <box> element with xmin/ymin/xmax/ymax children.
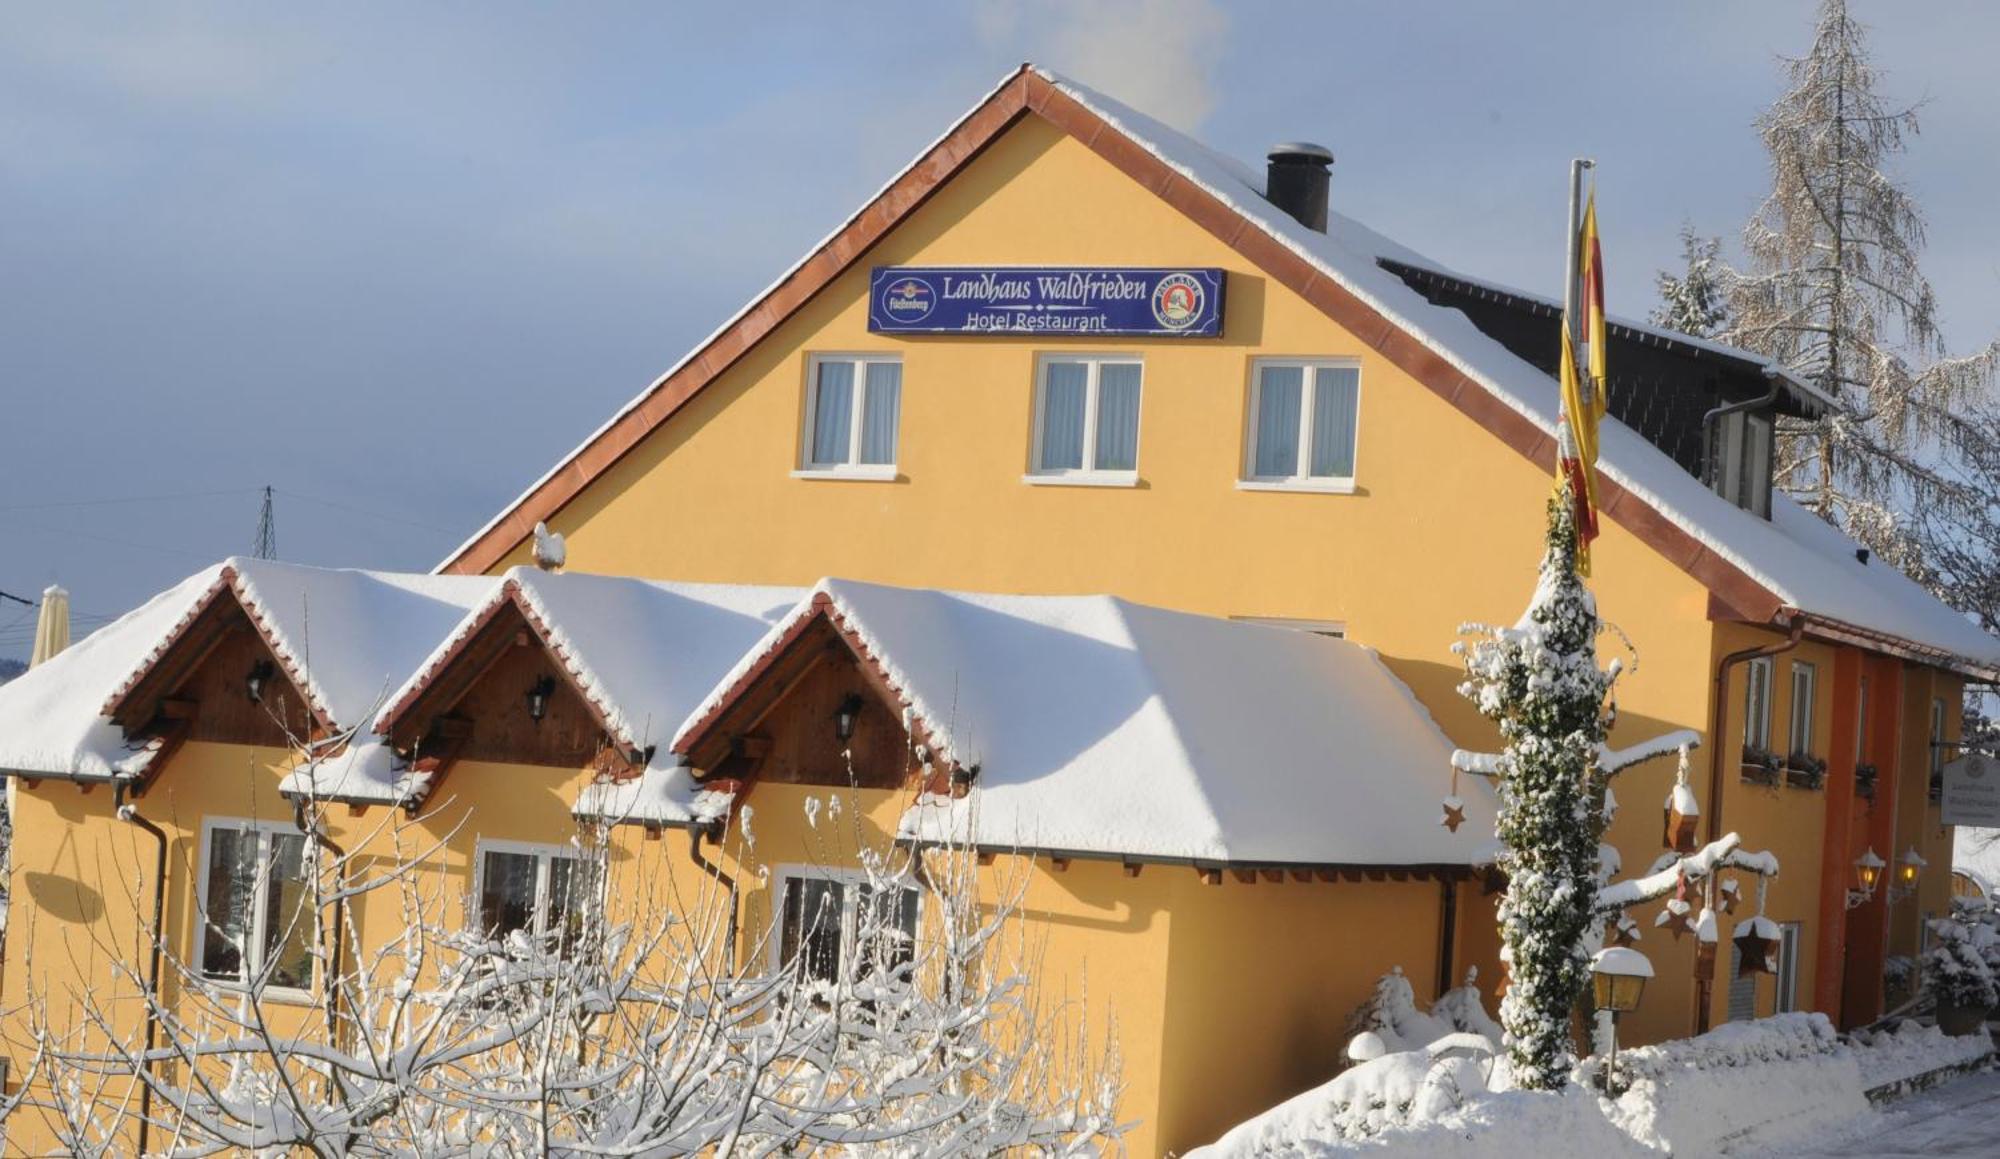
<box><xmin>29</xmin><ymin>584</ymin><xmax>69</xmax><ymax>667</ymax></box>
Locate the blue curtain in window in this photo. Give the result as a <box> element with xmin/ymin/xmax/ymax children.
<box><xmin>1040</xmin><ymin>362</ymin><xmax>1088</xmax><ymax>471</ymax></box>
<box><xmin>859</xmin><ymin>362</ymin><xmax>901</xmax><ymax>465</ymax></box>
<box><xmin>1094</xmin><ymin>363</ymin><xmax>1141</xmax><ymax>471</ymax></box>
<box><xmin>1309</xmin><ymin>366</ymin><xmax>1359</xmax><ymax>478</ymax></box>
<box><xmin>811</xmin><ymin>361</ymin><xmax>855</xmax><ymax>465</ymax></box>
<box><xmin>1254</xmin><ymin>365</ymin><xmax>1304</xmax><ymax>477</ymax></box>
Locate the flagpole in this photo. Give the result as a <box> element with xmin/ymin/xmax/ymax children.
<box><xmin>1561</xmin><ymin>157</ymin><xmax>1595</xmax><ymax>362</ymax></box>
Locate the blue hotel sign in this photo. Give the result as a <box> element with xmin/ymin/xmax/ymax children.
<box><xmin>869</xmin><ymin>266</ymin><xmax>1226</xmax><ymax>338</ymax></box>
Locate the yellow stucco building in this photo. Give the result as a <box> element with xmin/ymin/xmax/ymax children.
<box><xmin>3</xmin><ymin>65</ymin><xmax>1996</xmax><ymax>1156</ymax></box>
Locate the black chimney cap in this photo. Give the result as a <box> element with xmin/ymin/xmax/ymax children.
<box><xmin>1268</xmin><ymin>141</ymin><xmax>1334</xmax><ymax>166</ymax></box>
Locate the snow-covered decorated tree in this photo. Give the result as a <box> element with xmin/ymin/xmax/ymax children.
<box><xmin>1720</xmin><ymin>0</ymin><xmax>1997</xmax><ymax>554</ymax></box>
<box><xmin>1452</xmin><ymin>485</ymin><xmax>1779</xmax><ymax>1090</ymax></box>
<box><xmin>11</xmin><ymin>781</ymin><xmax>1122</xmax><ymax>1155</ymax></box>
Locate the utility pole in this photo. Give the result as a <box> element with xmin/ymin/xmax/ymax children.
<box><xmin>253</xmin><ymin>485</ymin><xmax>277</xmax><ymax>560</ymax></box>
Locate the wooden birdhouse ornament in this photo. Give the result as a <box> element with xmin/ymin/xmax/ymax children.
<box><xmin>1662</xmin><ymin>746</ymin><xmax>1699</xmax><ymax>854</ymax></box>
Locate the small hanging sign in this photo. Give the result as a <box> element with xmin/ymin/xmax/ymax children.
<box><xmin>869</xmin><ymin>266</ymin><xmax>1227</xmax><ymax>337</ymax></box>
<box><xmin>1941</xmin><ymin>753</ymin><xmax>2000</xmax><ymax>827</ymax></box>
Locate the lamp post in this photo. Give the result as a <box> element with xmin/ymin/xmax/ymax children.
<box><xmin>1590</xmin><ymin>947</ymin><xmax>1652</xmax><ymax>1091</ymax></box>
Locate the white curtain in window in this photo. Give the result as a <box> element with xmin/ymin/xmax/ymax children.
<box><xmin>811</xmin><ymin>361</ymin><xmax>855</xmax><ymax>464</ymax></box>
<box><xmin>1254</xmin><ymin>365</ymin><xmax>1304</xmax><ymax>477</ymax></box>
<box><xmin>1040</xmin><ymin>362</ymin><xmax>1088</xmax><ymax>471</ymax></box>
<box><xmin>859</xmin><ymin>362</ymin><xmax>901</xmax><ymax>465</ymax></box>
<box><xmin>1309</xmin><ymin>366</ymin><xmax>1359</xmax><ymax>477</ymax></box>
<box><xmin>1094</xmin><ymin>363</ymin><xmax>1141</xmax><ymax>471</ymax></box>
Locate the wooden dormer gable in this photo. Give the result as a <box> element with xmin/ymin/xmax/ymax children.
<box><xmin>375</xmin><ymin>582</ymin><xmax>652</xmax><ymax>796</ymax></box>
<box><xmin>675</xmin><ymin>594</ymin><xmax>962</xmax><ymax>798</ymax></box>
<box><xmin>100</xmin><ymin>568</ymin><xmax>325</xmax><ymax>781</ymax></box>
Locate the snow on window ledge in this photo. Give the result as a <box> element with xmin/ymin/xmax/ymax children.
<box><xmin>1021</xmin><ymin>471</ymin><xmax>1139</xmax><ymax>489</ymax></box>
<box><xmin>790</xmin><ymin>465</ymin><xmax>901</xmax><ymax>482</ymax></box>
<box><xmin>201</xmin><ymin>981</ymin><xmax>318</xmax><ymax>1008</ymax></box>
<box><xmin>1235</xmin><ymin>477</ymin><xmax>1358</xmax><ymax>495</ymax></box>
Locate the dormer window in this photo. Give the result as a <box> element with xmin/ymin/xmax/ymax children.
<box><xmin>1709</xmin><ymin>409</ymin><xmax>1774</xmax><ymax>518</ymax></box>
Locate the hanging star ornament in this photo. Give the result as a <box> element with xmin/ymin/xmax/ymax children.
<box><xmin>1719</xmin><ymin>880</ymin><xmax>1741</xmax><ymax>915</ymax></box>
<box><xmin>1440</xmin><ymin>795</ymin><xmax>1467</xmax><ymax>833</ymax></box>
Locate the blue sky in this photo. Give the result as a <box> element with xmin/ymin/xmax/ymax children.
<box><xmin>3</xmin><ymin>1</ymin><xmax>1996</xmax><ymax>656</ymax></box>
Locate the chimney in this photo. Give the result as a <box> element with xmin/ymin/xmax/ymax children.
<box><xmin>1265</xmin><ymin>142</ymin><xmax>1333</xmax><ymax>233</ymax></box>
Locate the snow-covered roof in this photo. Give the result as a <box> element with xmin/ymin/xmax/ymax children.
<box><xmin>0</xmin><ymin>560</ymin><xmax>495</xmax><ymax>782</ymax></box>
<box><xmin>678</xmin><ymin>578</ymin><xmax>1491</xmax><ymax>867</ymax></box>
<box><xmin>437</xmin><ymin>64</ymin><xmax>1994</xmax><ymax>677</ymax></box>
<box><xmin>378</xmin><ymin>568</ymin><xmax>803</xmax><ymax>753</ymax></box>
<box><xmin>1028</xmin><ymin>69</ymin><xmax>1998</xmax><ymax>675</ymax></box>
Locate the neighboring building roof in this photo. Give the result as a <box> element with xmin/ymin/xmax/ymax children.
<box><xmin>0</xmin><ymin>560</ymin><xmax>495</xmax><ymax>782</ymax></box>
<box><xmin>676</xmin><ymin>578</ymin><xmax>1491</xmax><ymax>868</ymax></box>
<box><xmin>378</xmin><ymin>567</ymin><xmax>804</xmax><ymax>754</ymax></box>
<box><xmin>431</xmin><ymin>64</ymin><xmax>1998</xmax><ymax>680</ymax></box>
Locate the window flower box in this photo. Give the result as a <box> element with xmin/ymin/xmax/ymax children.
<box><xmin>1855</xmin><ymin>763</ymin><xmax>1878</xmax><ymax>801</ymax></box>
<box><xmin>1740</xmin><ymin>744</ymin><xmax>1781</xmax><ymax>786</ymax></box>
<box><xmin>1783</xmin><ymin>752</ymin><xmax>1826</xmax><ymax>790</ymax></box>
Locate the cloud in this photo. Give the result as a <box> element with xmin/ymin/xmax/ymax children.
<box><xmin>976</xmin><ymin>0</ymin><xmax>1229</xmax><ymax>130</ymax></box>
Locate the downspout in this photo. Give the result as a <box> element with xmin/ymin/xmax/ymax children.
<box><xmin>292</xmin><ymin>800</ymin><xmax>346</xmax><ymax>1045</ymax></box>
<box><xmin>689</xmin><ymin>822</ymin><xmax>739</xmax><ymax>964</ymax></box>
<box><xmin>113</xmin><ymin>780</ymin><xmax>167</xmax><ymax>1158</ymax></box>
<box><xmin>1695</xmin><ymin>614</ymin><xmax>1805</xmax><ymax>1033</ymax></box>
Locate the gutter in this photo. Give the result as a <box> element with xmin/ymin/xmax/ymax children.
<box><xmin>1695</xmin><ymin>613</ymin><xmax>1805</xmax><ymax>1035</ymax></box>
<box><xmin>112</xmin><ymin>781</ymin><xmax>167</xmax><ymax>1157</ymax></box>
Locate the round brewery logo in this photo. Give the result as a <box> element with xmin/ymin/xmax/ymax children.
<box><xmin>881</xmin><ymin>276</ymin><xmax>936</xmax><ymax>323</ymax></box>
<box><xmin>1151</xmin><ymin>272</ymin><xmax>1205</xmax><ymax>331</ymax></box>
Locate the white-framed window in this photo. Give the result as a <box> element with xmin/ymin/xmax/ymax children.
<box><xmin>1775</xmin><ymin>921</ymin><xmax>1802</xmax><ymax>1013</ymax></box>
<box><xmin>798</xmin><ymin>354</ymin><xmax>903</xmax><ymax>478</ymax></box>
<box><xmin>1744</xmin><ymin>656</ymin><xmax>1774</xmax><ymax>752</ymax></box>
<box><xmin>1788</xmin><ymin>662</ymin><xmax>1817</xmax><ymax>758</ymax></box>
<box><xmin>1229</xmin><ymin>616</ymin><xmax>1347</xmax><ymax>639</ymax></box>
<box><xmin>1026</xmin><ymin>355</ymin><xmax>1142</xmax><ymax>485</ymax></box>
<box><xmin>1240</xmin><ymin>359</ymin><xmax>1361</xmax><ymax>492</ymax></box>
<box><xmin>474</xmin><ymin>840</ymin><xmax>587</xmax><ymax>956</ymax></box>
<box><xmin>772</xmin><ymin>867</ymin><xmax>920</xmax><ymax>987</ymax></box>
<box><xmin>198</xmin><ymin>818</ymin><xmax>316</xmax><ymax>994</ymax></box>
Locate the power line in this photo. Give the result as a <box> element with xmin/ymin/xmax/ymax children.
<box><xmin>0</xmin><ymin>486</ymin><xmax>259</xmax><ymax>513</ymax></box>
<box><xmin>273</xmin><ymin>489</ymin><xmax>462</xmax><ymax>536</ymax></box>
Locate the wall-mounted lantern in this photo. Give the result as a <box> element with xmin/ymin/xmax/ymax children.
<box><xmin>1847</xmin><ymin>847</ymin><xmax>1885</xmax><ymax>909</ymax></box>
<box><xmin>525</xmin><ymin>676</ymin><xmax>557</xmax><ymax>724</ymax></box>
<box><xmin>246</xmin><ymin>659</ymin><xmax>276</xmax><ymax>703</ymax></box>
<box><xmin>1891</xmin><ymin>847</ymin><xmax>1928</xmax><ymax>903</ymax></box>
<box><xmin>833</xmin><ymin>693</ymin><xmax>865</xmax><ymax>743</ymax></box>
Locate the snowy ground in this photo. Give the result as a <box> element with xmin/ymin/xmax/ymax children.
<box><xmin>1744</xmin><ymin>1065</ymin><xmax>2000</xmax><ymax>1157</ymax></box>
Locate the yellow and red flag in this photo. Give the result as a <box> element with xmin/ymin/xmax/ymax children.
<box><xmin>1558</xmin><ymin>191</ymin><xmax>1605</xmax><ymax>573</ymax></box>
